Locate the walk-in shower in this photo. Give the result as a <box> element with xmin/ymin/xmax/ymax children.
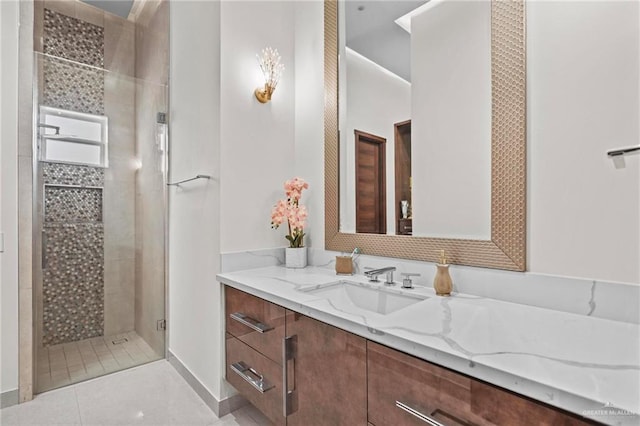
<box><xmin>31</xmin><ymin>0</ymin><xmax>169</xmax><ymax>393</ymax></box>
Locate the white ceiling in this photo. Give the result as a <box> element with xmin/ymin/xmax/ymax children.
<box><xmin>345</xmin><ymin>0</ymin><xmax>428</xmax><ymax>82</ymax></box>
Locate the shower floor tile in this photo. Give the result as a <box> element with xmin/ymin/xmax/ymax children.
<box><xmin>37</xmin><ymin>330</ymin><xmax>161</xmax><ymax>392</ymax></box>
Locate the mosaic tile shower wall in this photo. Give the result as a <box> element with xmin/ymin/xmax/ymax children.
<box><xmin>43</xmin><ymin>8</ymin><xmax>104</xmax><ymax>115</ymax></box>
<box><xmin>43</xmin><ymin>162</ymin><xmax>105</xmax><ymax>187</ymax></box>
<box><xmin>44</xmin><ymin>186</ymin><xmax>103</xmax><ymax>223</ymax></box>
<box><xmin>43</xmin><ymin>58</ymin><xmax>104</xmax><ymax>116</ymax></box>
<box><xmin>42</xmin><ymin>164</ymin><xmax>105</xmax><ymax>345</ymax></box>
<box><xmin>43</xmin><ymin>8</ymin><xmax>104</xmax><ymax>68</ymax></box>
<box><xmin>41</xmin><ymin>8</ymin><xmax>106</xmax><ymax>346</ymax></box>
<box><xmin>42</xmin><ymin>223</ymin><xmax>104</xmax><ymax>346</ymax></box>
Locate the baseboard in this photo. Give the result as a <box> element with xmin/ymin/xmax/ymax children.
<box><xmin>0</xmin><ymin>389</ymin><xmax>19</xmax><ymax>409</ymax></box>
<box><xmin>167</xmin><ymin>350</ymin><xmax>247</xmax><ymax>418</ymax></box>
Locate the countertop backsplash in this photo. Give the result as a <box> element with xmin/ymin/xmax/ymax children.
<box><xmin>220</xmin><ymin>247</ymin><xmax>639</xmax><ymax>325</ymax></box>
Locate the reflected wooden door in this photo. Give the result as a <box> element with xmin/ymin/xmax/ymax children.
<box><xmin>355</xmin><ymin>130</ymin><xmax>386</xmax><ymax>234</ymax></box>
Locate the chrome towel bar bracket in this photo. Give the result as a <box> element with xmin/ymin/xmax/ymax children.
<box><xmin>167</xmin><ymin>174</ymin><xmax>211</xmax><ymax>186</ymax></box>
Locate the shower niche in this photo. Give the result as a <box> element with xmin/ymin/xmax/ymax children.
<box><xmin>32</xmin><ymin>0</ymin><xmax>169</xmax><ymax>393</ymax></box>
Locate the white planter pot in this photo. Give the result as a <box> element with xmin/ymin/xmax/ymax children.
<box><xmin>285</xmin><ymin>247</ymin><xmax>307</xmax><ymax>269</ymax></box>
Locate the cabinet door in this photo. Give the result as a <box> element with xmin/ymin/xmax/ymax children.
<box><xmin>285</xmin><ymin>310</ymin><xmax>367</xmax><ymax>426</ymax></box>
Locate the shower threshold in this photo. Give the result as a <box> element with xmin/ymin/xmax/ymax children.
<box><xmin>36</xmin><ymin>330</ymin><xmax>161</xmax><ymax>393</ymax></box>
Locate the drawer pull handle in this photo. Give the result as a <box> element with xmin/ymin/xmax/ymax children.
<box><xmin>230</xmin><ymin>312</ymin><xmax>273</xmax><ymax>333</ymax></box>
<box><xmin>283</xmin><ymin>336</ymin><xmax>295</xmax><ymax>416</ymax></box>
<box><xmin>230</xmin><ymin>361</ymin><xmax>274</xmax><ymax>393</ymax></box>
<box><xmin>396</xmin><ymin>401</ymin><xmax>445</xmax><ymax>426</ymax></box>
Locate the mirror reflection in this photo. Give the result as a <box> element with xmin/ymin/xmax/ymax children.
<box><xmin>339</xmin><ymin>0</ymin><xmax>493</xmax><ymax>239</ymax></box>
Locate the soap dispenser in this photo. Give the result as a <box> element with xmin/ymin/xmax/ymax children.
<box><xmin>433</xmin><ymin>250</ymin><xmax>453</xmax><ymax>296</ymax></box>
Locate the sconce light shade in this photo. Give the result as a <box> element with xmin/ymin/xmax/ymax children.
<box><xmin>255</xmin><ymin>47</ymin><xmax>284</xmax><ymax>103</ymax></box>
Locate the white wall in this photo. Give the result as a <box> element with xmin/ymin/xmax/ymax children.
<box><xmin>170</xmin><ymin>0</ymin><xmax>304</xmax><ymax>404</ymax></box>
<box><xmin>340</xmin><ymin>49</ymin><xmax>411</xmax><ymax>234</ymax></box>
<box><xmin>528</xmin><ymin>0</ymin><xmax>639</xmax><ymax>284</ymax></box>
<box><xmin>0</xmin><ymin>0</ymin><xmax>20</xmax><ymax>397</ymax></box>
<box><xmin>168</xmin><ymin>0</ymin><xmax>224</xmax><ymax>400</ymax></box>
<box><xmin>411</xmin><ymin>0</ymin><xmax>492</xmax><ymax>239</ymax></box>
<box><xmin>220</xmin><ymin>1</ymin><xmax>296</xmax><ymax>253</ymax></box>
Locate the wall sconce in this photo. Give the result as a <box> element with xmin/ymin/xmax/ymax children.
<box><xmin>255</xmin><ymin>47</ymin><xmax>284</xmax><ymax>103</ymax></box>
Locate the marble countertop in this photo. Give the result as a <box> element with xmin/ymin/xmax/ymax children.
<box><xmin>217</xmin><ymin>266</ymin><xmax>639</xmax><ymax>425</ymax></box>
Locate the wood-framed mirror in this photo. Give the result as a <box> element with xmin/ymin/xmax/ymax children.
<box><xmin>324</xmin><ymin>0</ymin><xmax>527</xmax><ymax>271</ymax></box>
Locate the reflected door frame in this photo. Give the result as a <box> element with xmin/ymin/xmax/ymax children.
<box><xmin>354</xmin><ymin>130</ymin><xmax>386</xmax><ymax>234</ymax></box>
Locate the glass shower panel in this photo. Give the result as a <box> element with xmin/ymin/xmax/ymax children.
<box><xmin>34</xmin><ymin>51</ymin><xmax>168</xmax><ymax>393</ymax></box>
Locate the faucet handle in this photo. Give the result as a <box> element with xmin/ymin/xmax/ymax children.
<box><xmin>401</xmin><ymin>272</ymin><xmax>421</xmax><ymax>289</ymax></box>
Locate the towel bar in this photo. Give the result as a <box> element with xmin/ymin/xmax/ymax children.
<box><xmin>167</xmin><ymin>174</ymin><xmax>211</xmax><ymax>186</ymax></box>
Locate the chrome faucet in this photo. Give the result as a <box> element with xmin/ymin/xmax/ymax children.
<box><xmin>364</xmin><ymin>266</ymin><xmax>396</xmax><ymax>286</ymax></box>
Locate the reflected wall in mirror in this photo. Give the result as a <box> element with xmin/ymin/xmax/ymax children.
<box><xmin>325</xmin><ymin>0</ymin><xmax>527</xmax><ymax>271</ymax></box>
<box><xmin>339</xmin><ymin>0</ymin><xmax>491</xmax><ymax>239</ymax></box>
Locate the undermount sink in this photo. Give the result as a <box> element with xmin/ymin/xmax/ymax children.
<box><xmin>299</xmin><ymin>281</ymin><xmax>428</xmax><ymax>315</ymax></box>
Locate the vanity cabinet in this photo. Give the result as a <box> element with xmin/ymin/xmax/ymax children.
<box><xmin>224</xmin><ymin>286</ymin><xmax>367</xmax><ymax>426</ymax></box>
<box><xmin>225</xmin><ymin>287</ymin><xmax>287</xmax><ymax>425</ymax></box>
<box><xmin>224</xmin><ymin>286</ymin><xmax>595</xmax><ymax>426</ymax></box>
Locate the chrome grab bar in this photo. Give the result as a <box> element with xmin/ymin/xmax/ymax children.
<box><xmin>166</xmin><ymin>174</ymin><xmax>211</xmax><ymax>186</ymax></box>
<box><xmin>230</xmin><ymin>361</ymin><xmax>274</xmax><ymax>393</ymax></box>
<box><xmin>395</xmin><ymin>401</ymin><xmax>445</xmax><ymax>426</ymax></box>
<box><xmin>230</xmin><ymin>312</ymin><xmax>273</xmax><ymax>333</ymax></box>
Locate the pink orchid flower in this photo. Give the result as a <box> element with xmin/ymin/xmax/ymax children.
<box><xmin>271</xmin><ymin>177</ymin><xmax>309</xmax><ymax>248</ymax></box>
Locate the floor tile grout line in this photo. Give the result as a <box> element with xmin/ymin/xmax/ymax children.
<box><xmin>122</xmin><ymin>334</ymin><xmax>152</xmax><ymax>363</ymax></box>
<box><xmin>36</xmin><ymin>330</ymin><xmax>162</xmax><ymax>394</ymax></box>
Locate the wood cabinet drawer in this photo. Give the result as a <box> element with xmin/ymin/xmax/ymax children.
<box><xmin>368</xmin><ymin>341</ymin><xmax>478</xmax><ymax>426</ymax></box>
<box><xmin>368</xmin><ymin>342</ymin><xmax>594</xmax><ymax>426</ymax></box>
<box><xmin>225</xmin><ymin>286</ymin><xmax>285</xmax><ymax>365</ymax></box>
<box><xmin>470</xmin><ymin>381</ymin><xmax>594</xmax><ymax>426</ymax></box>
<box><xmin>226</xmin><ymin>334</ymin><xmax>284</xmax><ymax>426</ymax></box>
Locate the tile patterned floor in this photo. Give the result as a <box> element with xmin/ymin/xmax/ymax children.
<box><xmin>1</xmin><ymin>360</ymin><xmax>272</xmax><ymax>426</ymax></box>
<box><xmin>37</xmin><ymin>331</ymin><xmax>162</xmax><ymax>392</ymax></box>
